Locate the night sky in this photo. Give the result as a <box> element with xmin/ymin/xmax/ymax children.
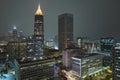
<box><xmin>0</xmin><ymin>0</ymin><xmax>120</xmax><ymax>39</ymax></box>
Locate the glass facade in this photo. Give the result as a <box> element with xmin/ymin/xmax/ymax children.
<box><xmin>58</xmin><ymin>13</ymin><xmax>73</xmax><ymax>51</ymax></box>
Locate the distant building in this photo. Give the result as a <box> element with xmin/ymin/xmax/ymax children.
<box><xmin>14</xmin><ymin>58</ymin><xmax>55</xmax><ymax>80</ymax></box>
<box><xmin>112</xmin><ymin>42</ymin><xmax>120</xmax><ymax>80</ymax></box>
<box><xmin>8</xmin><ymin>30</ymin><xmax>13</xmax><ymax>41</ymax></box>
<box><xmin>0</xmin><ymin>41</ymin><xmax>8</xmax><ymax>62</ymax></box>
<box><xmin>76</xmin><ymin>37</ymin><xmax>98</xmax><ymax>53</ymax></box>
<box><xmin>71</xmin><ymin>54</ymin><xmax>103</xmax><ymax>80</ymax></box>
<box><xmin>44</xmin><ymin>36</ymin><xmax>58</xmax><ymax>49</ymax></box>
<box><xmin>54</xmin><ymin>35</ymin><xmax>58</xmax><ymax>49</ymax></box>
<box><xmin>34</xmin><ymin>5</ymin><xmax>44</xmax><ymax>55</ymax></box>
<box><xmin>100</xmin><ymin>37</ymin><xmax>114</xmax><ymax>67</ymax></box>
<box><xmin>58</xmin><ymin>13</ymin><xmax>73</xmax><ymax>51</ymax></box>
<box><xmin>7</xmin><ymin>41</ymin><xmax>27</xmax><ymax>59</ymax></box>
<box><xmin>77</xmin><ymin>37</ymin><xmax>83</xmax><ymax>48</ymax></box>
<box><xmin>45</xmin><ymin>39</ymin><xmax>54</xmax><ymax>49</ymax></box>
<box><xmin>7</xmin><ymin>26</ymin><xmax>19</xmax><ymax>41</ymax></box>
<box><xmin>18</xmin><ymin>31</ymin><xmax>27</xmax><ymax>41</ymax></box>
<box><xmin>13</xmin><ymin>26</ymin><xmax>18</xmax><ymax>41</ymax></box>
<box><xmin>100</xmin><ymin>37</ymin><xmax>114</xmax><ymax>52</ymax></box>
<box><xmin>0</xmin><ymin>33</ymin><xmax>6</xmax><ymax>41</ymax></box>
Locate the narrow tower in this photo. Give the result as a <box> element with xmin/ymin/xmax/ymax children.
<box><xmin>13</xmin><ymin>26</ymin><xmax>18</xmax><ymax>41</ymax></box>
<box><xmin>34</xmin><ymin>4</ymin><xmax>44</xmax><ymax>55</ymax></box>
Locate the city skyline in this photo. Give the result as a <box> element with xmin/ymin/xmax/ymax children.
<box><xmin>0</xmin><ymin>0</ymin><xmax>120</xmax><ymax>39</ymax></box>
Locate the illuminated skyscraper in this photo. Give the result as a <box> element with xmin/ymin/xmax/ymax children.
<box><xmin>34</xmin><ymin>4</ymin><xmax>44</xmax><ymax>36</ymax></box>
<box><xmin>58</xmin><ymin>13</ymin><xmax>73</xmax><ymax>51</ymax></box>
<box><xmin>34</xmin><ymin>4</ymin><xmax>44</xmax><ymax>55</ymax></box>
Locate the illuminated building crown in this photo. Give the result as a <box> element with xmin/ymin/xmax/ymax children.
<box><xmin>35</xmin><ymin>4</ymin><xmax>43</xmax><ymax>15</ymax></box>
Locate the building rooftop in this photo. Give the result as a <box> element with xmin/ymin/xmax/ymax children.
<box><xmin>16</xmin><ymin>56</ymin><xmax>54</xmax><ymax>65</ymax></box>
<box><xmin>72</xmin><ymin>54</ymin><xmax>101</xmax><ymax>59</ymax></box>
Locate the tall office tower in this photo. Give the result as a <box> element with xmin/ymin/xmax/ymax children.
<box><xmin>113</xmin><ymin>42</ymin><xmax>120</xmax><ymax>80</ymax></box>
<box><xmin>34</xmin><ymin>4</ymin><xmax>44</xmax><ymax>55</ymax></box>
<box><xmin>58</xmin><ymin>13</ymin><xmax>73</xmax><ymax>51</ymax></box>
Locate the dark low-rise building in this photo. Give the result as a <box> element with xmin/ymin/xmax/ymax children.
<box><xmin>14</xmin><ymin>58</ymin><xmax>55</xmax><ymax>80</ymax></box>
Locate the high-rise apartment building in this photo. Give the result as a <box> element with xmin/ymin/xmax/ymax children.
<box><xmin>34</xmin><ymin>5</ymin><xmax>44</xmax><ymax>55</ymax></box>
<box><xmin>112</xmin><ymin>42</ymin><xmax>120</xmax><ymax>80</ymax></box>
<box><xmin>58</xmin><ymin>13</ymin><xmax>73</xmax><ymax>51</ymax></box>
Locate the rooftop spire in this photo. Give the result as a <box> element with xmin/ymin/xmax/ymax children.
<box><xmin>35</xmin><ymin>4</ymin><xmax>43</xmax><ymax>15</ymax></box>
